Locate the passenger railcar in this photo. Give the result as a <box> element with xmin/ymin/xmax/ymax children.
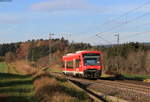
<box><xmin>62</xmin><ymin>51</ymin><xmax>102</xmax><ymax>78</ymax></box>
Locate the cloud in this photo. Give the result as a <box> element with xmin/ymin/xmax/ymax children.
<box><xmin>31</xmin><ymin>0</ymin><xmax>150</xmax><ymax>15</ymax></box>
<box><xmin>31</xmin><ymin>0</ymin><xmax>100</xmax><ymax>13</ymax></box>
<box><xmin>0</xmin><ymin>15</ymin><xmax>22</xmax><ymax>24</ymax></box>
<box><xmin>102</xmin><ymin>2</ymin><xmax>150</xmax><ymax>15</ymax></box>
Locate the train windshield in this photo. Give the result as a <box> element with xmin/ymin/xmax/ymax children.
<box><xmin>83</xmin><ymin>53</ymin><xmax>100</xmax><ymax>66</ymax></box>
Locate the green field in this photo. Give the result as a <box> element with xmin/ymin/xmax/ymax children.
<box><xmin>101</xmin><ymin>73</ymin><xmax>150</xmax><ymax>81</ymax></box>
<box><xmin>0</xmin><ymin>62</ymin><xmax>8</xmax><ymax>73</ymax></box>
<box><xmin>122</xmin><ymin>74</ymin><xmax>150</xmax><ymax>81</ymax></box>
<box><xmin>0</xmin><ymin>62</ymin><xmax>37</xmax><ymax>102</ymax></box>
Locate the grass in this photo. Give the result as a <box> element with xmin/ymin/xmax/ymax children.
<box><xmin>46</xmin><ymin>67</ymin><xmax>62</xmax><ymax>72</ymax></box>
<box><xmin>0</xmin><ymin>62</ymin><xmax>38</xmax><ymax>102</ymax></box>
<box><xmin>122</xmin><ymin>74</ymin><xmax>150</xmax><ymax>81</ymax></box>
<box><xmin>7</xmin><ymin>64</ymin><xmax>20</xmax><ymax>74</ymax></box>
<box><xmin>55</xmin><ymin>76</ymin><xmax>88</xmax><ymax>101</ymax></box>
<box><xmin>34</xmin><ymin>71</ymin><xmax>89</xmax><ymax>102</ymax></box>
<box><xmin>0</xmin><ymin>73</ymin><xmax>37</xmax><ymax>102</ymax></box>
<box><xmin>0</xmin><ymin>62</ymin><xmax>8</xmax><ymax>73</ymax></box>
<box><xmin>60</xmin><ymin>81</ymin><xmax>89</xmax><ymax>101</ymax></box>
<box><xmin>100</xmin><ymin>73</ymin><xmax>150</xmax><ymax>81</ymax></box>
<box><xmin>0</xmin><ymin>62</ymin><xmax>89</xmax><ymax>102</ymax></box>
<box><xmin>0</xmin><ymin>62</ymin><xmax>20</xmax><ymax>74</ymax></box>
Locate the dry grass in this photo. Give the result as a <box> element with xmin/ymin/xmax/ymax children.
<box><xmin>50</xmin><ymin>64</ymin><xmax>62</xmax><ymax>72</ymax></box>
<box><xmin>50</xmin><ymin>92</ymin><xmax>76</xmax><ymax>102</ymax></box>
<box><xmin>34</xmin><ymin>75</ymin><xmax>58</xmax><ymax>93</ymax></box>
<box><xmin>33</xmin><ymin>71</ymin><xmax>89</xmax><ymax>102</ymax></box>
<box><xmin>13</xmin><ymin>60</ymin><xmax>38</xmax><ymax>75</ymax></box>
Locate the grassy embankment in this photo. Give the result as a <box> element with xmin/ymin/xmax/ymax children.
<box><xmin>33</xmin><ymin>71</ymin><xmax>90</xmax><ymax>102</ymax></box>
<box><xmin>101</xmin><ymin>73</ymin><xmax>150</xmax><ymax>82</ymax></box>
<box><xmin>0</xmin><ymin>61</ymin><xmax>90</xmax><ymax>102</ymax></box>
<box><xmin>0</xmin><ymin>62</ymin><xmax>37</xmax><ymax>102</ymax></box>
<box><xmin>122</xmin><ymin>74</ymin><xmax>150</xmax><ymax>81</ymax></box>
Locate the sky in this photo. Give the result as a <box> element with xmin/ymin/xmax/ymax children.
<box><xmin>0</xmin><ymin>0</ymin><xmax>150</xmax><ymax>45</ymax></box>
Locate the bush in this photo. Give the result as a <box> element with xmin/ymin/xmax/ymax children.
<box><xmin>0</xmin><ymin>56</ymin><xmax>4</xmax><ymax>62</ymax></box>
<box><xmin>5</xmin><ymin>52</ymin><xmax>15</xmax><ymax>63</ymax></box>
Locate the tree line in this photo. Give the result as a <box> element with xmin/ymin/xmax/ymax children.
<box><xmin>0</xmin><ymin>38</ymin><xmax>150</xmax><ymax>75</ymax></box>
<box><xmin>0</xmin><ymin>37</ymin><xmax>91</xmax><ymax>62</ymax></box>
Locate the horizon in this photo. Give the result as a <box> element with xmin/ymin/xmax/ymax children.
<box><xmin>0</xmin><ymin>37</ymin><xmax>150</xmax><ymax>46</ymax></box>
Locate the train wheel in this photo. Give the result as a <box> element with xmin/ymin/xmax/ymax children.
<box><xmin>75</xmin><ymin>74</ymin><xmax>79</xmax><ymax>77</ymax></box>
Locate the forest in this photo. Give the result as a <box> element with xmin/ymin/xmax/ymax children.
<box><xmin>0</xmin><ymin>38</ymin><xmax>150</xmax><ymax>75</ymax></box>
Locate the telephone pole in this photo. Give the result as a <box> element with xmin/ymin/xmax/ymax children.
<box><xmin>61</xmin><ymin>33</ymin><xmax>72</xmax><ymax>42</ymax></box>
<box><xmin>114</xmin><ymin>34</ymin><xmax>119</xmax><ymax>45</ymax></box>
<box><xmin>114</xmin><ymin>34</ymin><xmax>120</xmax><ymax>73</ymax></box>
<box><xmin>49</xmin><ymin>33</ymin><xmax>54</xmax><ymax>67</ymax></box>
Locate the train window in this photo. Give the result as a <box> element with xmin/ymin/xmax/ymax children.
<box><xmin>76</xmin><ymin>59</ymin><xmax>80</xmax><ymax>68</ymax></box>
<box><xmin>66</xmin><ymin>61</ymin><xmax>73</xmax><ymax>68</ymax></box>
<box><xmin>84</xmin><ymin>58</ymin><xmax>100</xmax><ymax>66</ymax></box>
<box><xmin>83</xmin><ymin>53</ymin><xmax>100</xmax><ymax>57</ymax></box>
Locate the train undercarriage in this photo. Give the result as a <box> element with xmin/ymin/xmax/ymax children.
<box><xmin>64</xmin><ymin>69</ymin><xmax>102</xmax><ymax>79</ymax></box>
<box><xmin>84</xmin><ymin>69</ymin><xmax>102</xmax><ymax>79</ymax></box>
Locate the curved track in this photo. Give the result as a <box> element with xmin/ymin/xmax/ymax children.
<box><xmin>51</xmin><ymin>72</ymin><xmax>150</xmax><ymax>102</ymax></box>
<box><xmin>95</xmin><ymin>79</ymin><xmax>150</xmax><ymax>95</ymax></box>
<box><xmin>68</xmin><ymin>77</ymin><xmax>150</xmax><ymax>102</ymax></box>
<box><xmin>53</xmin><ymin>72</ymin><xmax>150</xmax><ymax>96</ymax></box>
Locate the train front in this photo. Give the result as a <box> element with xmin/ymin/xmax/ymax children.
<box><xmin>82</xmin><ymin>51</ymin><xmax>102</xmax><ymax>78</ymax></box>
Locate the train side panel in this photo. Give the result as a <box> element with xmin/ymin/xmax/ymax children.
<box><xmin>62</xmin><ymin>51</ymin><xmax>103</xmax><ymax>78</ymax></box>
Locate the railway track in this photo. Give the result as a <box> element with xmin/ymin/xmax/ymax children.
<box><xmin>50</xmin><ymin>72</ymin><xmax>104</xmax><ymax>102</ymax></box>
<box><xmin>51</xmin><ymin>72</ymin><xmax>129</xmax><ymax>102</ymax></box>
<box><xmin>68</xmin><ymin>80</ymin><xmax>104</xmax><ymax>102</ymax></box>
<box><xmin>96</xmin><ymin>80</ymin><xmax>150</xmax><ymax>95</ymax></box>
<box><xmin>70</xmin><ymin>78</ymin><xmax>150</xmax><ymax>96</ymax></box>
<box><xmin>68</xmin><ymin>77</ymin><xmax>150</xmax><ymax>102</ymax></box>
<box><xmin>51</xmin><ymin>72</ymin><xmax>150</xmax><ymax>102</ymax></box>
<box><xmin>68</xmin><ymin>78</ymin><xmax>130</xmax><ymax>102</ymax></box>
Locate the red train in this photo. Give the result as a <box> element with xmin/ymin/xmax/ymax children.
<box><xmin>62</xmin><ymin>51</ymin><xmax>103</xmax><ymax>78</ymax></box>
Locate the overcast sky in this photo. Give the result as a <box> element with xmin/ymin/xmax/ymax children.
<box><xmin>0</xmin><ymin>0</ymin><xmax>150</xmax><ymax>45</ymax></box>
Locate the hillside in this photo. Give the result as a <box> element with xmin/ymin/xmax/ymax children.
<box><xmin>0</xmin><ymin>38</ymin><xmax>150</xmax><ymax>75</ymax></box>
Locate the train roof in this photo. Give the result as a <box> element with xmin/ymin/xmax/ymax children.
<box><xmin>63</xmin><ymin>51</ymin><xmax>101</xmax><ymax>61</ymax></box>
<box><xmin>75</xmin><ymin>50</ymin><xmax>101</xmax><ymax>54</ymax></box>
